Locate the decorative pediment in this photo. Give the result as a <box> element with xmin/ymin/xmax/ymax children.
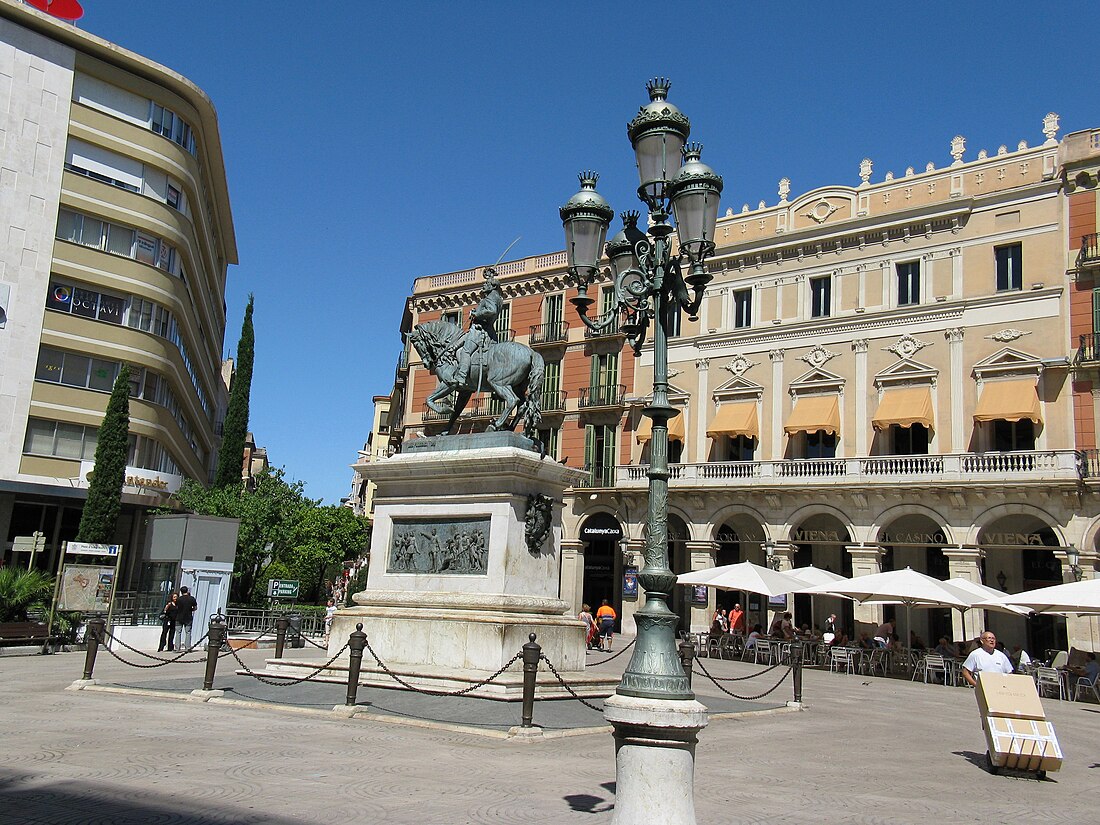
<box><xmin>874</xmin><ymin>358</ymin><xmax>938</xmax><ymax>391</ymax></box>
<box><xmin>790</xmin><ymin>366</ymin><xmax>845</xmax><ymax>397</ymax></box>
<box><xmin>638</xmin><ymin>383</ymin><xmax>691</xmax><ymax>404</ymax></box>
<box><xmin>789</xmin><ymin>187</ymin><xmax>857</xmax><ymax>231</ymax></box>
<box><xmin>723</xmin><ymin>353</ymin><xmax>759</xmax><ymax>378</ymax></box>
<box><xmin>971</xmin><ymin>347</ymin><xmax>1042</xmax><ymax>381</ymax></box>
<box><xmin>713</xmin><ymin>373</ymin><xmax>764</xmax><ymax>403</ymax></box>
<box><xmin>798</xmin><ymin>344</ymin><xmax>840</xmax><ymax>370</ymax></box>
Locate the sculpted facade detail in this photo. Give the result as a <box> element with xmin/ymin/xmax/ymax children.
<box><xmin>387</xmin><ymin>518</ymin><xmax>490</xmax><ymax>575</ymax></box>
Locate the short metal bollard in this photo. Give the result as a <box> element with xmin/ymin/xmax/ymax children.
<box><xmin>82</xmin><ymin>617</ymin><xmax>106</xmax><ymax>680</ymax></box>
<box><xmin>678</xmin><ymin>637</ymin><xmax>695</xmax><ymax>689</ymax></box>
<box><xmin>792</xmin><ymin>643</ymin><xmax>804</xmax><ymax>704</ymax></box>
<box><xmin>520</xmin><ymin>633</ymin><xmax>541</xmax><ymax>728</ymax></box>
<box><xmin>202</xmin><ymin>615</ymin><xmax>227</xmax><ymax>692</ymax></box>
<box><xmin>345</xmin><ymin>623</ymin><xmax>367</xmax><ymax>707</ymax></box>
<box><xmin>274</xmin><ymin>616</ymin><xmax>290</xmax><ymax>659</ymax></box>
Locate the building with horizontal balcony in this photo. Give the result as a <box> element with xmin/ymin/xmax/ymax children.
<box><xmin>343</xmin><ymin>394</ymin><xmax>391</xmax><ymax>521</ymax></box>
<box><xmin>0</xmin><ymin>1</ymin><xmax>237</xmax><ymax>587</ymax></box>
<box><xmin>387</xmin><ymin>113</ymin><xmax>1100</xmax><ymax>657</ymax></box>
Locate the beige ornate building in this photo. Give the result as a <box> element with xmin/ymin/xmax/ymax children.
<box><xmin>391</xmin><ymin>114</ymin><xmax>1100</xmax><ymax>656</ymax></box>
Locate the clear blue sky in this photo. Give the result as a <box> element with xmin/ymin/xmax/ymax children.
<box><xmin>72</xmin><ymin>1</ymin><xmax>1097</xmax><ymax>504</ymax></box>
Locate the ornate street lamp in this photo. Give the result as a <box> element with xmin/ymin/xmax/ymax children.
<box><xmin>560</xmin><ymin>78</ymin><xmax>723</xmax><ymax>825</ymax></box>
<box><xmin>1066</xmin><ymin>545</ymin><xmax>1083</xmax><ymax>582</ymax></box>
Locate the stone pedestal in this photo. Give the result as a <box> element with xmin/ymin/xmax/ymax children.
<box><xmin>603</xmin><ymin>694</ymin><xmax>708</xmax><ymax>825</ymax></box>
<box><xmin>301</xmin><ymin>433</ymin><xmax>618</xmax><ymax>699</ymax></box>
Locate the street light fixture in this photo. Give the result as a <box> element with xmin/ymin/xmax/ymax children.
<box><xmin>1066</xmin><ymin>545</ymin><xmax>1083</xmax><ymax>582</ymax></box>
<box><xmin>560</xmin><ymin>78</ymin><xmax>723</xmax><ymax>825</ymax></box>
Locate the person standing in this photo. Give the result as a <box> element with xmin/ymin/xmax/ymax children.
<box><xmin>157</xmin><ymin>592</ymin><xmax>178</xmax><ymax>652</ymax></box>
<box><xmin>728</xmin><ymin>603</ymin><xmax>745</xmax><ymax>634</ymax></box>
<box><xmin>596</xmin><ymin>599</ymin><xmax>617</xmax><ymax>651</ymax></box>
<box><xmin>174</xmin><ymin>586</ymin><xmax>198</xmax><ymax>650</ymax></box>
<box><xmin>323</xmin><ymin>599</ymin><xmax>337</xmax><ymax>643</ymax></box>
<box><xmin>578</xmin><ymin>604</ymin><xmax>598</xmax><ymax>649</ymax></box>
<box><xmin>961</xmin><ymin>630</ymin><xmax>1014</xmax><ymax>687</ymax></box>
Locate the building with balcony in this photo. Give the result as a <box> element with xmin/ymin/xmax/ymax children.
<box><xmin>0</xmin><ymin>2</ymin><xmax>237</xmax><ymax>587</ymax></box>
<box><xmin>343</xmin><ymin>395</ymin><xmax>391</xmax><ymax>521</ymax></box>
<box><xmin>386</xmin><ymin>114</ymin><xmax>1100</xmax><ymax>657</ymax></box>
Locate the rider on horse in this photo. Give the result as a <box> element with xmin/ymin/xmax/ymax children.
<box><xmin>453</xmin><ymin>269</ymin><xmax>504</xmax><ymax>389</ymax></box>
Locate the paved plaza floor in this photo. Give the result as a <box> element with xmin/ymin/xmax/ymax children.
<box><xmin>1</xmin><ymin>640</ymin><xmax>1097</xmax><ymax>824</ymax></box>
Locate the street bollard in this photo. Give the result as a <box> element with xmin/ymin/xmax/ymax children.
<box><xmin>678</xmin><ymin>637</ymin><xmax>695</xmax><ymax>689</ymax></box>
<box><xmin>83</xmin><ymin>617</ymin><xmax>106</xmax><ymax>680</ymax></box>
<box><xmin>520</xmin><ymin>633</ymin><xmax>541</xmax><ymax>728</ymax></box>
<box><xmin>274</xmin><ymin>616</ymin><xmax>289</xmax><ymax>659</ymax></box>
<box><xmin>792</xmin><ymin>642</ymin><xmax>804</xmax><ymax>705</ymax></box>
<box><xmin>202</xmin><ymin>615</ymin><xmax>227</xmax><ymax>692</ymax></box>
<box><xmin>345</xmin><ymin>623</ymin><xmax>367</xmax><ymax>707</ymax></box>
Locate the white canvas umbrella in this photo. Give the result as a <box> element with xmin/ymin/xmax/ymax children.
<box><xmin>786</xmin><ymin>566</ymin><xmax>847</xmax><ymax>633</ymax></box>
<box><xmin>678</xmin><ymin>561</ymin><xmax>804</xmax><ymax>632</ymax></box>
<box><xmin>798</xmin><ymin>567</ymin><xmax>975</xmax><ymax>648</ymax></box>
<box><xmin>991</xmin><ymin>577</ymin><xmax>1100</xmax><ymax>615</ymax></box>
<box><xmin>941</xmin><ymin>577</ymin><xmax>1030</xmax><ymax>643</ymax></box>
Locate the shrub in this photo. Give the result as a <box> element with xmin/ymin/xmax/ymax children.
<box><xmin>0</xmin><ymin>568</ymin><xmax>55</xmax><ymax>621</ymax></box>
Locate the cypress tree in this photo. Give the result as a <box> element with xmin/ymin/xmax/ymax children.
<box><xmin>215</xmin><ymin>294</ymin><xmax>255</xmax><ymax>488</ymax></box>
<box><xmin>76</xmin><ymin>364</ymin><xmax>131</xmax><ymax>543</ymax></box>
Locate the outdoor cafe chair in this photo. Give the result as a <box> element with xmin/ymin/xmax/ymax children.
<box><xmin>913</xmin><ymin>653</ymin><xmax>948</xmax><ymax>686</ymax></box>
<box><xmin>829</xmin><ymin>647</ymin><xmax>856</xmax><ymax>675</ymax></box>
<box><xmin>1073</xmin><ymin>675</ymin><xmax>1099</xmax><ymax>703</ymax></box>
<box><xmin>863</xmin><ymin>648</ymin><xmax>889</xmax><ymax>677</ymax></box>
<box><xmin>1035</xmin><ymin>666</ymin><xmax>1067</xmax><ymax>701</ymax></box>
<box><xmin>706</xmin><ymin>635</ymin><xmax>722</xmax><ymax>658</ymax></box>
<box><xmin>718</xmin><ymin>634</ymin><xmax>739</xmax><ymax>660</ymax></box>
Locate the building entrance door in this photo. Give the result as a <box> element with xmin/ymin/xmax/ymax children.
<box><xmin>580</xmin><ymin>512</ymin><xmax>623</xmax><ymax>631</ymax></box>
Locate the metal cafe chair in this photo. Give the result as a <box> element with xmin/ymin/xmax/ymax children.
<box><xmin>1035</xmin><ymin>666</ymin><xmax>1067</xmax><ymax>701</ymax></box>
<box><xmin>912</xmin><ymin>653</ymin><xmax>949</xmax><ymax>685</ymax></box>
<box><xmin>829</xmin><ymin>647</ymin><xmax>856</xmax><ymax>675</ymax></box>
<box><xmin>1073</xmin><ymin>675</ymin><xmax>1099</xmax><ymax>703</ymax></box>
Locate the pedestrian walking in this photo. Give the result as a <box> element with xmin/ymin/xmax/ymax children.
<box><xmin>174</xmin><ymin>586</ymin><xmax>198</xmax><ymax>650</ymax></box>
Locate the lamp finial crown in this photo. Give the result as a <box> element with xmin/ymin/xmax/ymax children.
<box><xmin>646</xmin><ymin>77</ymin><xmax>671</xmax><ymax>101</ymax></box>
<box><xmin>578</xmin><ymin>171</ymin><xmax>600</xmax><ymax>188</ymax></box>
<box><xmin>621</xmin><ymin>210</ymin><xmax>640</xmax><ymax>228</ymax></box>
<box><xmin>683</xmin><ymin>141</ymin><xmax>703</xmax><ymax>162</ymax></box>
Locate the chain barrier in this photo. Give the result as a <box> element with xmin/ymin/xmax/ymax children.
<box><xmin>584</xmin><ymin>637</ymin><xmax>636</xmax><ymax>665</ymax></box>
<box><xmin>98</xmin><ymin>629</ymin><xmax>212</xmax><ymax>668</ymax></box>
<box><xmin>693</xmin><ymin>660</ymin><xmax>793</xmax><ymax>701</ymax></box>
<box><xmin>538</xmin><ymin>654</ymin><xmax>604</xmax><ymax>713</ymax></box>
<box><xmin>363</xmin><ymin>636</ymin><xmax>522</xmax><ymax>697</ymax></box>
<box><xmin>294</xmin><ymin>631</ymin><xmax>329</xmax><ymax>650</ymax></box>
<box><xmin>693</xmin><ymin>657</ymin><xmax>784</xmax><ymax>682</ymax></box>
<box><xmin>228</xmin><ymin>641</ymin><xmax>351</xmax><ymax>686</ymax></box>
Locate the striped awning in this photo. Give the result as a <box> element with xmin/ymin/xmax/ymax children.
<box><xmin>636</xmin><ymin>411</ymin><xmax>686</xmax><ymax>443</ymax></box>
<box><xmin>973</xmin><ymin>379</ymin><xmax>1042</xmax><ymax>424</ymax></box>
<box><xmin>784</xmin><ymin>395</ymin><xmax>841</xmax><ymax>436</ymax></box>
<box><xmin>872</xmin><ymin>386</ymin><xmax>935</xmax><ymax>431</ymax></box>
<box><xmin>706</xmin><ymin>402</ymin><xmax>759</xmax><ymax>440</ymax></box>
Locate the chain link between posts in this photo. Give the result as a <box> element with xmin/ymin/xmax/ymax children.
<box><xmin>229</xmin><ymin>641</ymin><xmax>351</xmax><ymax>686</ymax></box>
<box><xmin>98</xmin><ymin>629</ymin><xmax>212</xmax><ymax>668</ymax></box>
<box><xmin>538</xmin><ymin>654</ymin><xmax>604</xmax><ymax>712</ymax></box>
<box><xmin>693</xmin><ymin>658</ymin><xmax>794</xmax><ymax>701</ymax></box>
<box><xmin>693</xmin><ymin>657</ymin><xmax>784</xmax><ymax>682</ymax></box>
<box><xmin>362</xmin><ymin>636</ymin><xmax>522</xmax><ymax>697</ymax></box>
<box><xmin>584</xmin><ymin>637</ymin><xmax>636</xmax><ymax>665</ymax></box>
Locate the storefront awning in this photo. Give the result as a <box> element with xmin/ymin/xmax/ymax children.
<box><xmin>871</xmin><ymin>386</ymin><xmax>935</xmax><ymax>431</ymax></box>
<box><xmin>706</xmin><ymin>402</ymin><xmax>759</xmax><ymax>440</ymax></box>
<box><xmin>784</xmin><ymin>395</ymin><xmax>840</xmax><ymax>436</ymax></box>
<box><xmin>973</xmin><ymin>379</ymin><xmax>1042</xmax><ymax>424</ymax></box>
<box><xmin>635</xmin><ymin>410</ymin><xmax>686</xmax><ymax>444</ymax></box>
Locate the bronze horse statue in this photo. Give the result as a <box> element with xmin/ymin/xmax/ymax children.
<box><xmin>410</xmin><ymin>320</ymin><xmax>545</xmax><ymax>437</ymax></box>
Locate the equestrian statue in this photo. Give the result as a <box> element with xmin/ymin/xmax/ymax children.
<box><xmin>410</xmin><ymin>269</ymin><xmax>545</xmax><ymax>438</ymax></box>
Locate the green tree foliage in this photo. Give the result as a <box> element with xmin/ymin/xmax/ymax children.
<box><xmin>172</xmin><ymin>467</ymin><xmax>370</xmax><ymax>604</ymax></box>
<box><xmin>76</xmin><ymin>365</ymin><xmax>131</xmax><ymax>543</ymax></box>
<box><xmin>214</xmin><ymin>294</ymin><xmax>255</xmax><ymax>489</ymax></box>
<box><xmin>0</xmin><ymin>567</ymin><xmax>55</xmax><ymax>621</ymax></box>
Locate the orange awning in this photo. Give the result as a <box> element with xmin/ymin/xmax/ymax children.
<box><xmin>871</xmin><ymin>386</ymin><xmax>935</xmax><ymax>431</ymax></box>
<box><xmin>706</xmin><ymin>402</ymin><xmax>759</xmax><ymax>440</ymax></box>
<box><xmin>636</xmin><ymin>411</ymin><xmax>686</xmax><ymax>443</ymax></box>
<box><xmin>784</xmin><ymin>395</ymin><xmax>841</xmax><ymax>436</ymax></box>
<box><xmin>973</xmin><ymin>379</ymin><xmax>1042</xmax><ymax>424</ymax></box>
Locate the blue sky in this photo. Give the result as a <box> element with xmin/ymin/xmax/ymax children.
<box><xmin>71</xmin><ymin>1</ymin><xmax>1097</xmax><ymax>504</ymax></box>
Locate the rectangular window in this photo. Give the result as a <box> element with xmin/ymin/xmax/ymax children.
<box><xmin>544</xmin><ymin>293</ymin><xmax>564</xmax><ymax>327</ymax></box>
<box><xmin>805</xmin><ymin>430</ymin><xmax>837</xmax><ymax>459</ymax></box>
<box><xmin>495</xmin><ymin>303</ymin><xmax>511</xmax><ymax>340</ymax></box>
<box><xmin>668</xmin><ymin>306</ymin><xmax>682</xmax><ymax>338</ymax></box>
<box><xmin>584</xmin><ymin>423</ymin><xmax>616</xmax><ymax>486</ymax></box>
<box><xmin>733</xmin><ymin>288</ymin><xmax>752</xmax><ymax>328</ymax></box>
<box><xmin>995</xmin><ymin>243</ymin><xmax>1022</xmax><ymax>291</ymax></box>
<box><xmin>536</xmin><ymin>427</ymin><xmax>560</xmax><ymax>460</ymax></box>
<box><xmin>60</xmin><ymin>353</ymin><xmax>90</xmax><ymax>387</ymax></box>
<box><xmin>891</xmin><ymin>424</ymin><xmax>929</xmax><ymax>455</ymax></box>
<box><xmin>591</xmin><ymin>352</ymin><xmax>619</xmax><ymax>388</ymax></box>
<box><xmin>728</xmin><ymin>435</ymin><xmax>755</xmax><ymax>462</ymax></box>
<box><xmin>88</xmin><ymin>359</ymin><xmax>118</xmax><ymax>392</ymax></box>
<box><xmin>896</xmin><ymin>261</ymin><xmax>920</xmax><ymax>306</ymax></box>
<box><xmin>24</xmin><ymin>419</ymin><xmax>57</xmax><ymax>455</ymax></box>
<box><xmin>601</xmin><ymin>286</ymin><xmax>616</xmax><ymax>318</ymax></box>
<box><xmin>105</xmin><ymin>223</ymin><xmax>134</xmax><ymax>257</ymax></box>
<box><xmin>35</xmin><ymin>348</ymin><xmax>64</xmax><ymax>382</ymax></box>
<box><xmin>71</xmin><ymin>287</ymin><xmax>100</xmax><ymax>319</ymax></box>
<box><xmin>166</xmin><ymin>183</ymin><xmax>181</xmax><ymax>210</ymax></box>
<box><xmin>544</xmin><ymin>360</ymin><xmax>561</xmax><ymax>394</ymax></box>
<box><xmin>56</xmin><ymin>208</ymin><xmax>82</xmax><ymax>243</ymax></box>
<box><xmin>134</xmin><ymin>232</ymin><xmax>158</xmax><ymax>265</ymax></box>
<box><xmin>97</xmin><ymin>293</ymin><xmax>124</xmax><ymax>324</ymax></box>
<box><xmin>441</xmin><ymin>310</ymin><xmax>460</xmax><ymax>326</ymax></box>
<box><xmin>810</xmin><ymin>276</ymin><xmax>832</xmax><ymax>318</ymax></box>
<box><xmin>993</xmin><ymin>419</ymin><xmax>1035</xmax><ymax>451</ymax></box>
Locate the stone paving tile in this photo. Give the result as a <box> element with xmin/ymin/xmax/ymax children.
<box><xmin>1</xmin><ymin>646</ymin><xmax>1096</xmax><ymax>824</ymax></box>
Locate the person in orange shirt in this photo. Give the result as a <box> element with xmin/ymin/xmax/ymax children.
<box><xmin>728</xmin><ymin>603</ymin><xmax>745</xmax><ymax>634</ymax></box>
<box><xmin>596</xmin><ymin>599</ymin><xmax>617</xmax><ymax>651</ymax></box>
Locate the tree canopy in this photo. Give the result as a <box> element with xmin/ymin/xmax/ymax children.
<box><xmin>76</xmin><ymin>364</ymin><xmax>131</xmax><ymax>543</ymax></box>
<box><xmin>172</xmin><ymin>466</ymin><xmax>370</xmax><ymax>603</ymax></box>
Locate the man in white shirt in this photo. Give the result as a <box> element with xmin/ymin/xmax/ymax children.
<box><xmin>961</xmin><ymin>630</ymin><xmax>1015</xmax><ymax>687</ymax></box>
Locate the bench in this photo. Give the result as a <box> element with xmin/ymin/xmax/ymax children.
<box><xmin>0</xmin><ymin>620</ymin><xmax>59</xmax><ymax>647</ymax></box>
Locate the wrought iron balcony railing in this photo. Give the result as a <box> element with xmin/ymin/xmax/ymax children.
<box><xmin>584</xmin><ymin>313</ymin><xmax>627</xmax><ymax>339</ymax></box>
<box><xmin>579</xmin><ymin>384</ymin><xmax>627</xmax><ymax>408</ymax></box>
<box><xmin>1078</xmin><ymin>233</ymin><xmax>1100</xmax><ymax>268</ymax></box>
<box><xmin>578</xmin><ymin>463</ymin><xmax>615</xmax><ymax>488</ymax></box>
<box><xmin>540</xmin><ymin>390</ymin><xmax>567</xmax><ymax>412</ymax></box>
<box><xmin>1078</xmin><ymin>333</ymin><xmax>1100</xmax><ymax>364</ymax></box>
<box><xmin>530</xmin><ymin>321</ymin><xmax>569</xmax><ymax>346</ymax></box>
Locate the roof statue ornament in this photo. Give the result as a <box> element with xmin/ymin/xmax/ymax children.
<box><xmin>410</xmin><ymin>268</ymin><xmax>545</xmax><ymax>439</ymax></box>
<box><xmin>951</xmin><ymin>135</ymin><xmax>966</xmax><ymax>165</ymax></box>
<box><xmin>1043</xmin><ymin>113</ymin><xmax>1060</xmax><ymax>145</ymax></box>
<box><xmin>778</xmin><ymin>177</ymin><xmax>791</xmax><ymax>203</ymax></box>
<box><xmin>859</xmin><ymin>158</ymin><xmax>873</xmax><ymax>186</ymax></box>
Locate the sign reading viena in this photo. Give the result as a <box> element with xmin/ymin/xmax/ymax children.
<box><xmin>25</xmin><ymin>0</ymin><xmax>84</xmax><ymax>21</ymax></box>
